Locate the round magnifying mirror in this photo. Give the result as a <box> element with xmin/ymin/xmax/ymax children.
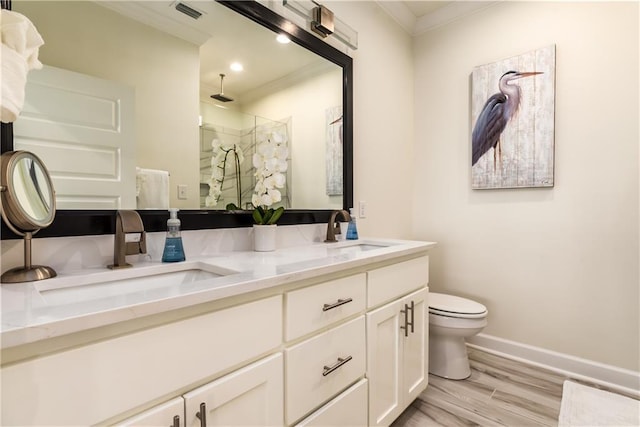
<box><xmin>1</xmin><ymin>150</ymin><xmax>57</xmax><ymax>283</ymax></box>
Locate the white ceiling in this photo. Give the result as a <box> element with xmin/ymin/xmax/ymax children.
<box><xmin>402</xmin><ymin>1</ymin><xmax>452</xmax><ymax>18</ymax></box>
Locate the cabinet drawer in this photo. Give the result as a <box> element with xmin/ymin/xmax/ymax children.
<box><xmin>295</xmin><ymin>378</ymin><xmax>368</xmax><ymax>427</ymax></box>
<box><xmin>285</xmin><ymin>273</ymin><xmax>366</xmax><ymax>341</ymax></box>
<box><xmin>285</xmin><ymin>316</ymin><xmax>366</xmax><ymax>424</ymax></box>
<box><xmin>367</xmin><ymin>256</ymin><xmax>429</xmax><ymax>307</ymax></box>
<box><xmin>1</xmin><ymin>296</ymin><xmax>282</xmax><ymax>426</ymax></box>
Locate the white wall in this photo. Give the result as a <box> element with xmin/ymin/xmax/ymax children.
<box><xmin>325</xmin><ymin>2</ymin><xmax>415</xmax><ymax>238</ymax></box>
<box><xmin>412</xmin><ymin>1</ymin><xmax>639</xmax><ymax>371</ymax></box>
<box><xmin>15</xmin><ymin>2</ymin><xmax>201</xmax><ymax>209</ymax></box>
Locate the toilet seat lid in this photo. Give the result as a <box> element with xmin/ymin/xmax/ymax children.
<box><xmin>429</xmin><ymin>293</ymin><xmax>487</xmax><ymax>318</ymax></box>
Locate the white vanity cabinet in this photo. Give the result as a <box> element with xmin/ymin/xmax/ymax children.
<box><xmin>1</xmin><ymin>246</ymin><xmax>433</xmax><ymax>427</ymax></box>
<box><xmin>366</xmin><ymin>256</ymin><xmax>429</xmax><ymax>427</ymax></box>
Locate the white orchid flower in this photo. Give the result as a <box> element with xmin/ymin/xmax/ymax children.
<box><xmin>263</xmin><ymin>175</ymin><xmax>275</xmax><ymax>189</ymax></box>
<box><xmin>252</xmin><ymin>127</ymin><xmax>288</xmax><ymax>215</ymax></box>
<box><xmin>265</xmin><ymin>158</ymin><xmax>278</xmax><ymax>173</ymax></box>
<box><xmin>273</xmin><ymin>172</ymin><xmax>286</xmax><ymax>188</ymax></box>
<box><xmin>261</xmin><ymin>193</ymin><xmax>273</xmax><ymax>207</ymax></box>
<box><xmin>275</xmin><ymin>146</ymin><xmax>288</xmax><ymax>160</ymax></box>
<box><xmin>268</xmin><ymin>188</ymin><xmax>281</xmax><ymax>203</ymax></box>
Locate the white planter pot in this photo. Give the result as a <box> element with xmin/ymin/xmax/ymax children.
<box><xmin>253</xmin><ymin>224</ymin><xmax>277</xmax><ymax>252</ymax></box>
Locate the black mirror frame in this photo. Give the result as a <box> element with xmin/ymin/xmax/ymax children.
<box><xmin>1</xmin><ymin>0</ymin><xmax>353</xmax><ymax>239</ymax></box>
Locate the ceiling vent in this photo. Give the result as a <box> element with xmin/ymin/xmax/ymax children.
<box><xmin>175</xmin><ymin>2</ymin><xmax>202</xmax><ymax>20</ymax></box>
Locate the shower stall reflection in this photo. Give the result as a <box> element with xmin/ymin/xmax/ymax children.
<box><xmin>200</xmin><ymin>113</ymin><xmax>291</xmax><ymax>210</ymax></box>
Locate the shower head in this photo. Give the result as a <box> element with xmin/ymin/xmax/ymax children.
<box><xmin>211</xmin><ymin>74</ymin><xmax>234</xmax><ymax>102</ymax></box>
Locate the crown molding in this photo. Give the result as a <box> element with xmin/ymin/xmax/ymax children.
<box><xmin>376</xmin><ymin>1</ymin><xmax>500</xmax><ymax>36</ymax></box>
<box><xmin>375</xmin><ymin>1</ymin><xmax>416</xmax><ymax>35</ymax></box>
<box><xmin>413</xmin><ymin>1</ymin><xmax>499</xmax><ymax>35</ymax></box>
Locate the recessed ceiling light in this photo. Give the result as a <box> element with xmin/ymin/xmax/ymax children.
<box><xmin>276</xmin><ymin>34</ymin><xmax>291</xmax><ymax>44</ymax></box>
<box><xmin>230</xmin><ymin>62</ymin><xmax>244</xmax><ymax>72</ymax></box>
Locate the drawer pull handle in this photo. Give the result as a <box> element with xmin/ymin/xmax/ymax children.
<box><xmin>407</xmin><ymin>300</ymin><xmax>415</xmax><ymax>333</ymax></box>
<box><xmin>400</xmin><ymin>300</ymin><xmax>415</xmax><ymax>337</ymax></box>
<box><xmin>400</xmin><ymin>305</ymin><xmax>409</xmax><ymax>337</ymax></box>
<box><xmin>323</xmin><ymin>298</ymin><xmax>353</xmax><ymax>311</ymax></box>
<box><xmin>322</xmin><ymin>355</ymin><xmax>353</xmax><ymax>376</ymax></box>
<box><xmin>171</xmin><ymin>415</ymin><xmax>180</xmax><ymax>427</ymax></box>
<box><xmin>196</xmin><ymin>402</ymin><xmax>206</xmax><ymax>427</ymax></box>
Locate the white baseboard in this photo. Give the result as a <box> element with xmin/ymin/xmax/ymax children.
<box><xmin>466</xmin><ymin>333</ymin><xmax>640</xmax><ymax>398</ymax></box>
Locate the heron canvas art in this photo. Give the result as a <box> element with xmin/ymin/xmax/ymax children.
<box><xmin>471</xmin><ymin>45</ymin><xmax>555</xmax><ymax>189</ymax></box>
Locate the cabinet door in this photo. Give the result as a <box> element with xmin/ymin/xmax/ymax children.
<box><xmin>117</xmin><ymin>397</ymin><xmax>184</xmax><ymax>427</ymax></box>
<box><xmin>366</xmin><ymin>298</ymin><xmax>404</xmax><ymax>426</ymax></box>
<box><xmin>402</xmin><ymin>287</ymin><xmax>429</xmax><ymax>404</ymax></box>
<box><xmin>183</xmin><ymin>353</ymin><xmax>283</xmax><ymax>426</ymax></box>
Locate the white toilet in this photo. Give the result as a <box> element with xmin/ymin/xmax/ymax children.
<box><xmin>428</xmin><ymin>292</ymin><xmax>488</xmax><ymax>380</ymax></box>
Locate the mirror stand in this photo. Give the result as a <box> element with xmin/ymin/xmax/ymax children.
<box><xmin>1</xmin><ymin>150</ymin><xmax>57</xmax><ymax>283</ymax></box>
<box><xmin>0</xmin><ymin>228</ymin><xmax>56</xmax><ymax>283</ymax></box>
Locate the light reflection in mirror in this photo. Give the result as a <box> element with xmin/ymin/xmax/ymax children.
<box><xmin>12</xmin><ymin>156</ymin><xmax>52</xmax><ymax>221</ymax></box>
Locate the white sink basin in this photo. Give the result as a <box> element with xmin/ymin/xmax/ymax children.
<box><xmin>328</xmin><ymin>243</ymin><xmax>391</xmax><ymax>255</ymax></box>
<box><xmin>36</xmin><ymin>262</ymin><xmax>237</xmax><ymax>304</ymax></box>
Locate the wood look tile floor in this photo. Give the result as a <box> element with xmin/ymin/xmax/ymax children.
<box><xmin>392</xmin><ymin>347</ymin><xmax>638</xmax><ymax>427</ymax></box>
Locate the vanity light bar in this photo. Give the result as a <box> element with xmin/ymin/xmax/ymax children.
<box><xmin>175</xmin><ymin>2</ymin><xmax>202</xmax><ymax>20</ymax></box>
<box><xmin>282</xmin><ymin>0</ymin><xmax>358</xmax><ymax>50</ymax></box>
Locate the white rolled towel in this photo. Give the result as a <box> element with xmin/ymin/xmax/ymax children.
<box><xmin>1</xmin><ymin>10</ymin><xmax>44</xmax><ymax>122</ymax></box>
<box><xmin>136</xmin><ymin>167</ymin><xmax>170</xmax><ymax>209</ymax></box>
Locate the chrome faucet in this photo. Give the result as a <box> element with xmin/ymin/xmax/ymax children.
<box><xmin>108</xmin><ymin>210</ymin><xmax>146</xmax><ymax>269</ymax></box>
<box><xmin>325</xmin><ymin>209</ymin><xmax>351</xmax><ymax>243</ymax></box>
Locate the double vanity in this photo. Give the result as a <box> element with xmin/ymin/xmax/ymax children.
<box><xmin>1</xmin><ymin>237</ymin><xmax>435</xmax><ymax>426</ymax></box>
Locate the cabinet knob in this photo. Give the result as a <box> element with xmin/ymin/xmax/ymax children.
<box><xmin>170</xmin><ymin>415</ymin><xmax>180</xmax><ymax>427</ymax></box>
<box><xmin>322</xmin><ymin>355</ymin><xmax>353</xmax><ymax>376</ymax></box>
<box><xmin>195</xmin><ymin>402</ymin><xmax>206</xmax><ymax>427</ymax></box>
<box><xmin>322</xmin><ymin>297</ymin><xmax>353</xmax><ymax>311</ymax></box>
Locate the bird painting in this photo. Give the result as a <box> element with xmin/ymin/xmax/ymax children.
<box><xmin>472</xmin><ymin>70</ymin><xmax>543</xmax><ymax>167</ymax></box>
<box><xmin>470</xmin><ymin>45</ymin><xmax>556</xmax><ymax>190</ymax></box>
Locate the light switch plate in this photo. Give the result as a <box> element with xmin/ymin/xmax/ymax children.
<box><xmin>177</xmin><ymin>185</ymin><xmax>188</xmax><ymax>200</ymax></box>
<box><xmin>359</xmin><ymin>201</ymin><xmax>367</xmax><ymax>218</ymax></box>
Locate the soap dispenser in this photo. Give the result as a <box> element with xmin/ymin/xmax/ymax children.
<box><xmin>346</xmin><ymin>208</ymin><xmax>359</xmax><ymax>240</ymax></box>
<box><xmin>162</xmin><ymin>208</ymin><xmax>186</xmax><ymax>262</ymax></box>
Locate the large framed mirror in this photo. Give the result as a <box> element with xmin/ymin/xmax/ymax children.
<box><xmin>1</xmin><ymin>0</ymin><xmax>353</xmax><ymax>238</ymax></box>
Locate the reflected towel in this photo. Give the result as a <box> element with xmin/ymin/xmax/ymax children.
<box><xmin>1</xmin><ymin>10</ymin><xmax>44</xmax><ymax>122</ymax></box>
<box><xmin>136</xmin><ymin>167</ymin><xmax>169</xmax><ymax>209</ymax></box>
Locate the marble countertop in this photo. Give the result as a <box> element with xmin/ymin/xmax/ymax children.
<box><xmin>1</xmin><ymin>238</ymin><xmax>435</xmax><ymax>349</ymax></box>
